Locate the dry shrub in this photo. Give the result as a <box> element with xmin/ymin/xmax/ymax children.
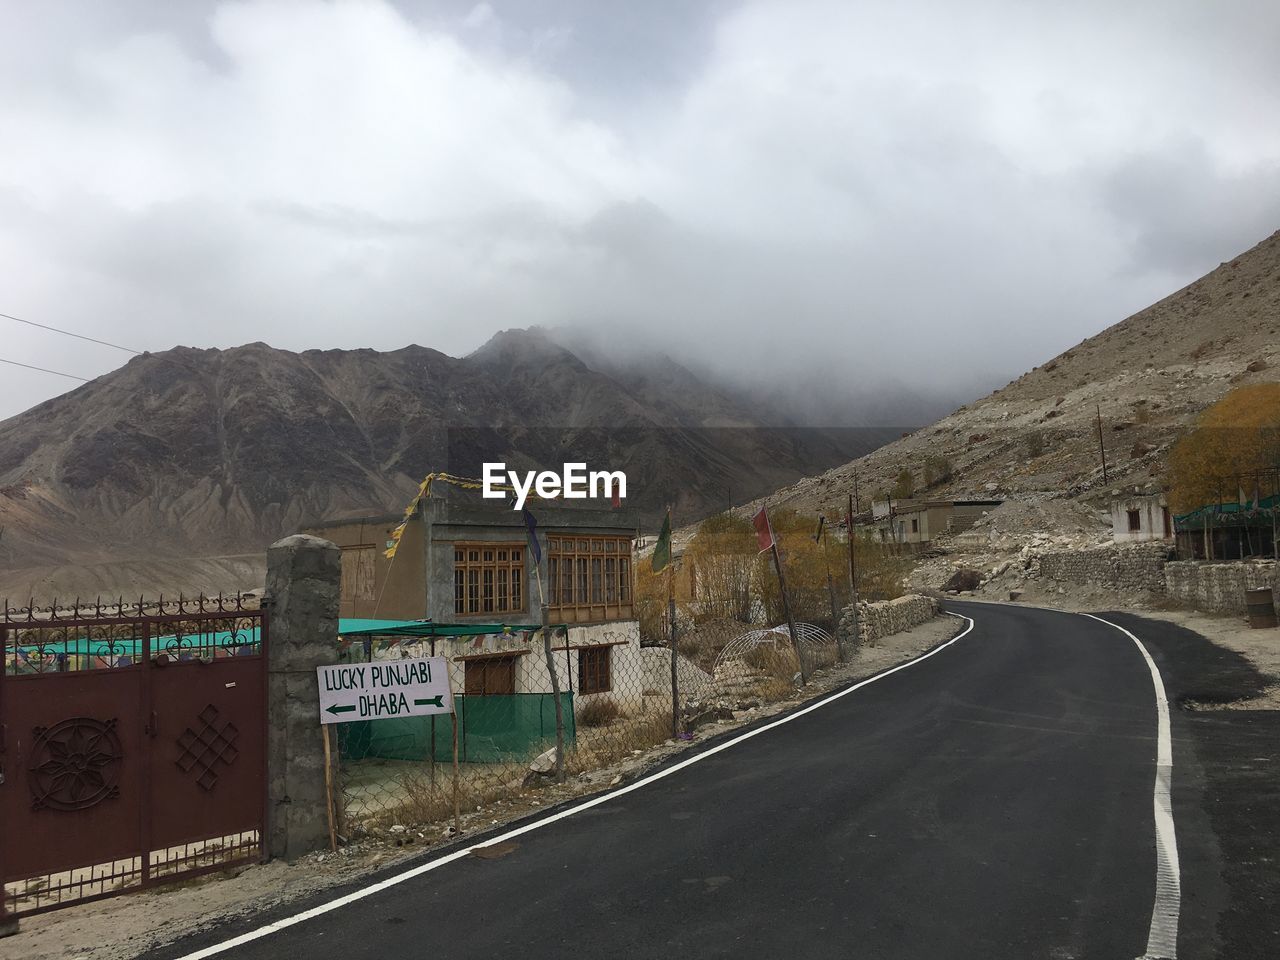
<box><xmin>569</xmin><ymin>709</ymin><xmax>671</xmax><ymax>770</ymax></box>
<box><xmin>742</xmin><ymin>642</ymin><xmax>799</xmax><ymax>682</ymax></box>
<box><xmin>367</xmin><ymin>762</ymin><xmax>525</xmax><ymax>832</ymax></box>
<box><xmin>577</xmin><ymin>697</ymin><xmax>622</xmax><ymax>728</ymax></box>
<box><xmin>677</xmin><ymin>617</ymin><xmax>748</xmax><ymax>672</ymax></box>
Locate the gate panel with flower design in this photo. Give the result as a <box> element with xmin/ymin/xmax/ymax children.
<box><xmin>0</xmin><ymin>595</ymin><xmax>267</xmax><ymax>917</ymax></box>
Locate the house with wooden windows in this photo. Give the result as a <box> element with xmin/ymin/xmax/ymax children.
<box><xmin>305</xmin><ymin>482</ymin><xmax>643</xmax><ymax>716</ymax></box>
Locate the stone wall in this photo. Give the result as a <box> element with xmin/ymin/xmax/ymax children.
<box><xmin>1038</xmin><ymin>543</ymin><xmax>1168</xmax><ymax>595</ymax></box>
<box><xmin>1164</xmin><ymin>559</ymin><xmax>1278</xmax><ymax>615</ymax></box>
<box><xmin>838</xmin><ymin>594</ymin><xmax>939</xmax><ymax>646</ymax></box>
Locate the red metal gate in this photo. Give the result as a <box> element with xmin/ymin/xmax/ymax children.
<box><xmin>0</xmin><ymin>595</ymin><xmax>267</xmax><ymax>916</ymax></box>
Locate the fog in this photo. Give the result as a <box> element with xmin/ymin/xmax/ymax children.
<box><xmin>1</xmin><ymin>0</ymin><xmax>1278</xmax><ymax>421</ymax></box>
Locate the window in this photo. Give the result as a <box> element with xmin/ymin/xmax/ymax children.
<box><xmin>1162</xmin><ymin>507</ymin><xmax>1172</xmax><ymax>538</ymax></box>
<box><xmin>454</xmin><ymin>543</ymin><xmax>525</xmax><ymax>616</ymax></box>
<box><xmin>464</xmin><ymin>656</ymin><xmax>517</xmax><ymax>695</ymax></box>
<box><xmin>1127</xmin><ymin>509</ymin><xmax>1141</xmax><ymax>532</ymax></box>
<box><xmin>579</xmin><ymin>646</ymin><xmax>611</xmax><ymax>694</ymax></box>
<box><xmin>910</xmin><ymin>518</ymin><xmax>919</xmax><ymax>534</ymax></box>
<box><xmin>340</xmin><ymin>546</ymin><xmax>376</xmax><ymax>604</ymax></box>
<box><xmin>547</xmin><ymin>535</ymin><xmax>633</xmax><ymax>622</ymax></box>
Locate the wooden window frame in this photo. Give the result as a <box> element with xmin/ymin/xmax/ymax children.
<box><xmin>339</xmin><ymin>544</ymin><xmax>377</xmax><ymax>605</ymax></box>
<box><xmin>1127</xmin><ymin>509</ymin><xmax>1142</xmax><ymax>532</ymax></box>
<box><xmin>453</xmin><ymin>542</ymin><xmax>526</xmax><ymax>617</ymax></box>
<box><xmin>578</xmin><ymin>645</ymin><xmax>612</xmax><ymax>694</ymax></box>
<box><xmin>464</xmin><ymin>654</ymin><xmax>519</xmax><ymax>696</ymax></box>
<box><xmin>546</xmin><ymin>534</ymin><xmax>634</xmax><ymax>623</ymax></box>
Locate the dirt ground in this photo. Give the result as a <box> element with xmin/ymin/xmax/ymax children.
<box><xmin>1</xmin><ymin>615</ymin><xmax>962</xmax><ymax>960</ymax></box>
<box><xmin>1122</xmin><ymin>607</ymin><xmax>1280</xmax><ymax>709</ymax></box>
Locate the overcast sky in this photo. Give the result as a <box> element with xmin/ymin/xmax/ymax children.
<box><xmin>2</xmin><ymin>0</ymin><xmax>1279</xmax><ymax>421</ymax></box>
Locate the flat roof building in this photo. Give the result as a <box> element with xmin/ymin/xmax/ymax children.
<box><xmin>306</xmin><ymin>482</ymin><xmax>639</xmax><ymax>626</ymax></box>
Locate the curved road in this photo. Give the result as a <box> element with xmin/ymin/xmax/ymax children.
<box><xmin>159</xmin><ymin>602</ymin><xmax>1178</xmax><ymax>960</ymax></box>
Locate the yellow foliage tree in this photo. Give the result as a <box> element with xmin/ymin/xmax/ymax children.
<box><xmin>1168</xmin><ymin>383</ymin><xmax>1280</xmax><ymax>513</ymax></box>
<box><xmin>756</xmin><ymin>508</ymin><xmax>914</xmax><ymax>625</ymax></box>
<box><xmin>684</xmin><ymin>512</ymin><xmax>756</xmax><ymax>622</ymax></box>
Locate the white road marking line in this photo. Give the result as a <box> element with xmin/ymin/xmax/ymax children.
<box><xmin>171</xmin><ymin>614</ymin><xmax>975</xmax><ymax>960</ymax></box>
<box><xmin>1083</xmin><ymin>614</ymin><xmax>1180</xmax><ymax>960</ymax></box>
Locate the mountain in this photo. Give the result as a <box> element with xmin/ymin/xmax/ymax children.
<box><xmin>0</xmin><ymin>329</ymin><xmax>908</xmax><ymax>598</ymax></box>
<box><xmin>752</xmin><ymin>229</ymin><xmax>1280</xmax><ymax>517</ymax></box>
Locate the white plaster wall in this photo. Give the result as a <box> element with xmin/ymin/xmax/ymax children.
<box><xmin>1111</xmin><ymin>496</ymin><xmax>1170</xmax><ymax>544</ymax></box>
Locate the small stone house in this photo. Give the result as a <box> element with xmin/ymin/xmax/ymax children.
<box><xmin>1111</xmin><ymin>491</ymin><xmax>1173</xmax><ymax>544</ymax></box>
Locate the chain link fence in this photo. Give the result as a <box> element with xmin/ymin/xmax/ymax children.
<box><xmin>330</xmin><ymin>614</ymin><xmax>845</xmax><ymax>839</ymax></box>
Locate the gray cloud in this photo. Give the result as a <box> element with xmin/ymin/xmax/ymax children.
<box><xmin>1</xmin><ymin>0</ymin><xmax>1278</xmax><ymax>420</ymax></box>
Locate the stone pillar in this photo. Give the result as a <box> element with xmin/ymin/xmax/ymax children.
<box><xmin>265</xmin><ymin>534</ymin><xmax>340</xmax><ymax>861</ymax></box>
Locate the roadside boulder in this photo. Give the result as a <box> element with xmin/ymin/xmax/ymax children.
<box><xmin>942</xmin><ymin>568</ymin><xmax>983</xmax><ymax>593</ymax></box>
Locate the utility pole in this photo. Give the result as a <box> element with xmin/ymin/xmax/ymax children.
<box><xmin>1096</xmin><ymin>404</ymin><xmax>1109</xmax><ymax>486</ymax></box>
<box><xmin>846</xmin><ymin>491</ymin><xmax>860</xmax><ymax>651</ymax></box>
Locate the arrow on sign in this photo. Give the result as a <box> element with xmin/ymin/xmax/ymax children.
<box><xmin>326</xmin><ymin>704</ymin><xmax>357</xmax><ymax>716</ymax></box>
<box><xmin>415</xmin><ymin>696</ymin><xmax>444</xmax><ymax>708</ymax></box>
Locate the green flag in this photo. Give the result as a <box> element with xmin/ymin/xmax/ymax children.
<box><xmin>652</xmin><ymin>510</ymin><xmax>672</xmax><ymax>572</ymax></box>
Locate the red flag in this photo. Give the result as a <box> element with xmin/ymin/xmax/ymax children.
<box><xmin>753</xmin><ymin>506</ymin><xmax>776</xmax><ymax>553</ymax></box>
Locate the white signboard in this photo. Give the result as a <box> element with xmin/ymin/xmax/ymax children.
<box><xmin>317</xmin><ymin>656</ymin><xmax>453</xmax><ymax>725</ymax></box>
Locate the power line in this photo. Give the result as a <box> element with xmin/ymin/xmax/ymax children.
<box><xmin>0</xmin><ymin>312</ymin><xmax>141</xmax><ymax>355</ymax></box>
<box><xmin>0</xmin><ymin>356</ymin><xmax>90</xmax><ymax>381</ymax></box>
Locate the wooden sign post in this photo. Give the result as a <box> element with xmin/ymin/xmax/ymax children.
<box><xmin>316</xmin><ymin>655</ymin><xmax>456</xmax><ymax>847</ymax></box>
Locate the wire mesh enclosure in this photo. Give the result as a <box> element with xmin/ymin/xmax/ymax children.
<box><xmin>330</xmin><ymin>614</ymin><xmax>840</xmax><ymax>838</ymax></box>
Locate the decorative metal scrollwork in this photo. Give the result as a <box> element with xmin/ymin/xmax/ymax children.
<box><xmin>2</xmin><ymin>591</ymin><xmax>260</xmax><ymax>625</ymax></box>
<box><xmin>28</xmin><ymin>717</ymin><xmax>124</xmax><ymax>811</ymax></box>
<box><xmin>175</xmin><ymin>704</ymin><xmax>240</xmax><ymax>791</ymax></box>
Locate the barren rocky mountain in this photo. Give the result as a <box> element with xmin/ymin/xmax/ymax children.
<box><xmin>0</xmin><ymin>328</ymin><xmax>908</xmax><ymax>599</ymax></box>
<box><xmin>758</xmin><ymin>228</ymin><xmax>1280</xmax><ymax>519</ymax></box>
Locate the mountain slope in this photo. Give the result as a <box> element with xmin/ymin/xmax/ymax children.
<box><xmin>758</xmin><ymin>228</ymin><xmax>1280</xmax><ymax>517</ymax></box>
<box><xmin>0</xmin><ymin>329</ymin><xmax>906</xmax><ymax>593</ymax></box>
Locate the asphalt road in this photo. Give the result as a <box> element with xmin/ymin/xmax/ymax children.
<box><xmin>159</xmin><ymin>602</ymin><xmax>1179</xmax><ymax>960</ymax></box>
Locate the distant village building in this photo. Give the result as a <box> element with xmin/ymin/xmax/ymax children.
<box><xmin>1110</xmin><ymin>490</ymin><xmax>1173</xmax><ymax>544</ymax></box>
<box><xmin>867</xmin><ymin>499</ymin><xmax>1002</xmax><ymax>545</ymax></box>
<box><xmin>305</xmin><ymin>483</ymin><xmax>643</xmax><ymax>712</ymax></box>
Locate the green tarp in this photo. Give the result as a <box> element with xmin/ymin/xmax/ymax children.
<box><xmin>1175</xmin><ymin>494</ymin><xmax>1279</xmax><ymax>531</ymax></box>
<box><xmin>337</xmin><ymin>692</ymin><xmax>576</xmax><ymax>764</ymax></box>
<box><xmin>17</xmin><ymin>619</ymin><xmax>543</xmax><ymax>657</ymax></box>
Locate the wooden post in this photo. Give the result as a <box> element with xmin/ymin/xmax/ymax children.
<box><xmin>1272</xmin><ymin>466</ymin><xmax>1278</xmax><ymax>561</ymax></box>
<box><xmin>451</xmin><ymin>712</ymin><xmax>460</xmax><ymax>833</ymax></box>
<box><xmin>818</xmin><ymin>519</ymin><xmax>845</xmax><ymax>662</ymax></box>
<box><xmin>846</xmin><ymin>492</ymin><xmax>860</xmax><ymax>650</ymax></box>
<box><xmin>771</xmin><ymin>542</ymin><xmax>807</xmax><ymax>685</ymax></box>
<box><xmin>1096</xmin><ymin>404</ymin><xmax>1109</xmax><ymax>486</ymax></box>
<box><xmin>538</xmin><ymin>573</ymin><xmax>565</xmax><ymax>783</ymax></box>
<box><xmin>321</xmin><ymin>726</ymin><xmax>338</xmax><ymax>853</ymax></box>
<box><xmin>669</xmin><ymin>594</ymin><xmax>679</xmax><ymax>739</ymax></box>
